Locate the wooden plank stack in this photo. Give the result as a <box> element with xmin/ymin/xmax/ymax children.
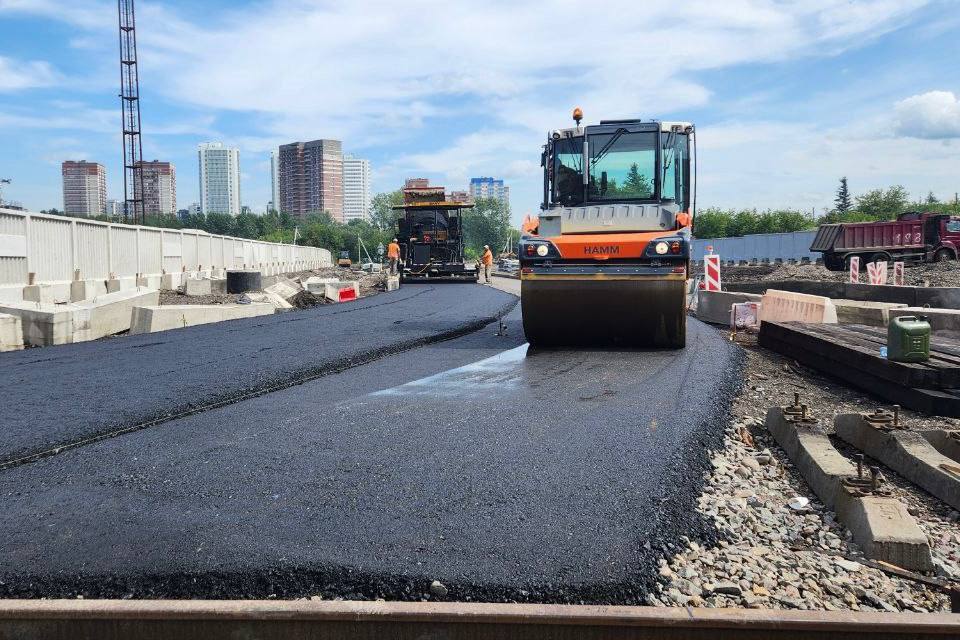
<box><xmin>759</xmin><ymin>322</ymin><xmax>960</xmax><ymax>417</ymax></box>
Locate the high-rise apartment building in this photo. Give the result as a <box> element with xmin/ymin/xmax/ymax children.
<box><xmin>62</xmin><ymin>161</ymin><xmax>107</xmax><ymax>217</ymax></box>
<box><xmin>342</xmin><ymin>154</ymin><xmax>371</xmax><ymax>222</ymax></box>
<box><xmin>469</xmin><ymin>176</ymin><xmax>510</xmax><ymax>204</ymax></box>
<box><xmin>105</xmin><ymin>199</ymin><xmax>123</xmax><ymax>218</ymax></box>
<box><xmin>135</xmin><ymin>160</ymin><xmax>176</xmax><ymax>216</ymax></box>
<box><xmin>278</xmin><ymin>139</ymin><xmax>343</xmax><ymax>220</ymax></box>
<box><xmin>270</xmin><ymin>150</ymin><xmax>280</xmax><ymax>213</ymax></box>
<box><xmin>197</xmin><ymin>142</ymin><xmax>241</xmax><ymax>215</ymax></box>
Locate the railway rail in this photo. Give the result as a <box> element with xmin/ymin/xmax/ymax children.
<box><xmin>0</xmin><ymin>600</ymin><xmax>957</xmax><ymax>639</ymax></box>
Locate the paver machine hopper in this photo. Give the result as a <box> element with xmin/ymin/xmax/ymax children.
<box><xmin>394</xmin><ymin>184</ymin><xmax>478</xmax><ymax>283</ymax></box>
<box><xmin>519</xmin><ymin>108</ymin><xmax>695</xmax><ymax>348</ymax></box>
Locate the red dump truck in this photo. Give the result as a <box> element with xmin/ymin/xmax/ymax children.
<box><xmin>811</xmin><ymin>212</ymin><xmax>960</xmax><ymax>271</ymax></box>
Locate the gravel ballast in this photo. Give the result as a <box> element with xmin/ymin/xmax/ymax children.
<box><xmin>651</xmin><ymin>334</ymin><xmax>959</xmax><ymax>612</ymax></box>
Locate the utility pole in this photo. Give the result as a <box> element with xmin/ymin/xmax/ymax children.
<box><xmin>118</xmin><ymin>0</ymin><xmax>146</xmax><ymax>225</ymax></box>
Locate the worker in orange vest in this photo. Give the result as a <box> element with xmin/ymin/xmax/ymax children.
<box><xmin>387</xmin><ymin>238</ymin><xmax>401</xmax><ymax>275</ymax></box>
<box><xmin>480</xmin><ymin>245</ymin><xmax>494</xmax><ymax>284</ymax></box>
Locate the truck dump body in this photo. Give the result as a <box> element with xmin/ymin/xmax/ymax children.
<box><xmin>811</xmin><ymin>212</ymin><xmax>960</xmax><ymax>270</ymax></box>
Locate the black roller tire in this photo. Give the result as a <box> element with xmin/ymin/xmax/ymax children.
<box><xmin>935</xmin><ymin>249</ymin><xmax>955</xmax><ymax>262</ymax></box>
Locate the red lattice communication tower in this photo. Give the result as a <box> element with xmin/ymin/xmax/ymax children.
<box><xmin>118</xmin><ymin>0</ymin><xmax>145</xmax><ymax>224</ymax></box>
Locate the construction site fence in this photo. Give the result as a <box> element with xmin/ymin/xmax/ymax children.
<box><xmin>0</xmin><ymin>208</ymin><xmax>332</xmax><ymax>285</ymax></box>
<box><xmin>693</xmin><ymin>230</ymin><xmax>819</xmax><ymax>264</ymax></box>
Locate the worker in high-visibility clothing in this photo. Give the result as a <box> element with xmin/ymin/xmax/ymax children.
<box><xmin>387</xmin><ymin>238</ymin><xmax>401</xmax><ymax>275</ymax></box>
<box><xmin>480</xmin><ymin>245</ymin><xmax>494</xmax><ymax>284</ymax></box>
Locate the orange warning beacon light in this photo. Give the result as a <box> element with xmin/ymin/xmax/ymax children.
<box><xmin>572</xmin><ymin>107</ymin><xmax>583</xmax><ymax>125</ymax></box>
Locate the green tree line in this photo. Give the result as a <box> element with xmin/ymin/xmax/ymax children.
<box><xmin>693</xmin><ymin>180</ymin><xmax>960</xmax><ymax>239</ymax></box>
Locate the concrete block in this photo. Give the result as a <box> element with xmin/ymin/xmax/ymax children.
<box><xmin>837</xmin><ymin>494</ymin><xmax>933</xmax><ymax>572</ymax></box>
<box><xmin>0</xmin><ymin>313</ymin><xmax>24</xmax><ymax>352</ymax></box>
<box><xmin>264</xmin><ymin>277</ymin><xmax>302</xmax><ymax>301</ymax></box>
<box><xmin>759</xmin><ymin>289</ymin><xmax>838</xmax><ymax>325</ymax></box>
<box><xmin>130</xmin><ymin>303</ymin><xmax>275</xmax><ymax>334</ymax></box>
<box><xmin>184</xmin><ymin>278</ymin><xmax>212</xmax><ymax>296</ymax></box>
<box><xmin>766</xmin><ymin>408</ymin><xmax>932</xmax><ymax>570</ymax></box>
<box><xmin>833</xmin><ymin>299</ymin><xmax>907</xmax><ymax>327</ymax></box>
<box><xmin>105</xmin><ymin>276</ymin><xmax>137</xmax><ymax>293</ymax></box>
<box><xmin>70</xmin><ymin>279</ymin><xmax>109</xmax><ymax>302</ymax></box>
<box><xmin>386</xmin><ymin>276</ymin><xmax>400</xmax><ymax>292</ymax></box>
<box><xmin>23</xmin><ymin>281</ymin><xmax>72</xmax><ymax>304</ymax></box>
<box><xmin>921</xmin><ymin>430</ymin><xmax>960</xmax><ymax>462</ymax></box>
<box><xmin>75</xmin><ymin>288</ymin><xmax>160</xmax><ymax>340</ymax></box>
<box><xmin>890</xmin><ymin>307</ymin><xmax>960</xmax><ymax>333</ymax></box>
<box><xmin>136</xmin><ymin>274</ymin><xmax>163</xmax><ymax>290</ymax></box>
<box><xmin>324</xmin><ymin>281</ymin><xmax>359</xmax><ymax>303</ymax></box>
<box><xmin>835</xmin><ymin>413</ymin><xmax>960</xmax><ymax>510</ymax></box>
<box><xmin>303</xmin><ymin>277</ymin><xmax>339</xmax><ymax>294</ymax></box>
<box><xmin>0</xmin><ymin>301</ymin><xmax>87</xmax><ymax>346</ymax></box>
<box><xmin>210</xmin><ymin>278</ymin><xmax>227</xmax><ymax>295</ymax></box>
<box><xmin>695</xmin><ymin>290</ymin><xmax>762</xmax><ymax>326</ymax></box>
<box><xmin>160</xmin><ymin>272</ymin><xmax>184</xmax><ymax>291</ymax></box>
<box><xmin>242</xmin><ymin>292</ymin><xmax>293</xmax><ymax>310</ymax></box>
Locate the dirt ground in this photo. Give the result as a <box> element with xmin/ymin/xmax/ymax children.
<box><xmin>696</xmin><ymin>261</ymin><xmax>960</xmax><ymax>288</ymax></box>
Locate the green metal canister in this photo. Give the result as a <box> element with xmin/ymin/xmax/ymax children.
<box><xmin>887</xmin><ymin>316</ymin><xmax>931</xmax><ymax>363</ymax></box>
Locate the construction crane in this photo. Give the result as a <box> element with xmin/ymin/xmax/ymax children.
<box><xmin>118</xmin><ymin>0</ymin><xmax>146</xmax><ymax>225</ymax></box>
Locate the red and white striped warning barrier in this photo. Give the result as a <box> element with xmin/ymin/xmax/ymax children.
<box><xmin>849</xmin><ymin>256</ymin><xmax>860</xmax><ymax>284</ymax></box>
<box><xmin>867</xmin><ymin>261</ymin><xmax>888</xmax><ymax>285</ymax></box>
<box><xmin>893</xmin><ymin>261</ymin><xmax>905</xmax><ymax>286</ymax></box>
<box><xmin>704</xmin><ymin>254</ymin><xmax>721</xmax><ymax>291</ymax></box>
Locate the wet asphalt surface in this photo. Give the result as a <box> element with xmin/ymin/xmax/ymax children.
<box><xmin>0</xmin><ymin>284</ymin><xmax>517</xmax><ymax>463</ymax></box>
<box><xmin>0</xmin><ymin>286</ymin><xmax>742</xmax><ymax>603</ymax></box>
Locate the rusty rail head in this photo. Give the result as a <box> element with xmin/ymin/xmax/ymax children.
<box><xmin>0</xmin><ymin>601</ymin><xmax>956</xmax><ymax>640</ymax></box>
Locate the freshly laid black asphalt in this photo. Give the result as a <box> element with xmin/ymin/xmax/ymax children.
<box><xmin>0</xmin><ymin>290</ymin><xmax>742</xmax><ymax>603</ymax></box>
<box><xmin>0</xmin><ymin>284</ymin><xmax>516</xmax><ymax>463</ymax></box>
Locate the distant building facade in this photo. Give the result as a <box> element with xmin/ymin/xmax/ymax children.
<box><xmin>342</xmin><ymin>154</ymin><xmax>371</xmax><ymax>222</ymax></box>
<box><xmin>197</xmin><ymin>142</ymin><xmax>241</xmax><ymax>215</ymax></box>
<box><xmin>105</xmin><ymin>199</ymin><xmax>123</xmax><ymax>218</ymax></box>
<box><xmin>62</xmin><ymin>161</ymin><xmax>107</xmax><ymax>217</ymax></box>
<box><xmin>278</xmin><ymin>139</ymin><xmax>343</xmax><ymax>220</ymax></box>
<box><xmin>469</xmin><ymin>176</ymin><xmax>509</xmax><ymax>204</ymax></box>
<box><xmin>449</xmin><ymin>190</ymin><xmax>472</xmax><ymax>203</ymax></box>
<box><xmin>270</xmin><ymin>149</ymin><xmax>280</xmax><ymax>213</ymax></box>
<box><xmin>135</xmin><ymin>160</ymin><xmax>176</xmax><ymax>216</ymax></box>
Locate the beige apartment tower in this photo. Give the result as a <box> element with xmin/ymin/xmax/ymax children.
<box><xmin>62</xmin><ymin>161</ymin><xmax>107</xmax><ymax>217</ymax></box>
<box><xmin>278</xmin><ymin>139</ymin><xmax>343</xmax><ymax>220</ymax></box>
<box><xmin>135</xmin><ymin>160</ymin><xmax>177</xmax><ymax>216</ymax></box>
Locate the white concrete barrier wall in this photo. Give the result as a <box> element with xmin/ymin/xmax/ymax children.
<box><xmin>0</xmin><ymin>207</ymin><xmax>332</xmax><ymax>287</ymax></box>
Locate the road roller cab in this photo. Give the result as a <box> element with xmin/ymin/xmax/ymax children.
<box><xmin>519</xmin><ymin>110</ymin><xmax>695</xmax><ymax>348</ymax></box>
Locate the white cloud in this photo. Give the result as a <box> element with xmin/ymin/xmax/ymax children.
<box><xmin>0</xmin><ymin>0</ymin><xmax>940</xmax><ymax>214</ymax></box>
<box><xmin>894</xmin><ymin>91</ymin><xmax>960</xmax><ymax>139</ymax></box>
<box><xmin>0</xmin><ymin>56</ymin><xmax>60</xmax><ymax>91</ymax></box>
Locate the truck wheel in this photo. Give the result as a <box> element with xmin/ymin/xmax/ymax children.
<box><xmin>935</xmin><ymin>248</ymin><xmax>955</xmax><ymax>262</ymax></box>
<box><xmin>869</xmin><ymin>252</ymin><xmax>891</xmax><ymax>264</ymax></box>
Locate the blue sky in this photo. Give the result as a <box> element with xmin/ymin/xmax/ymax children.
<box><xmin>1</xmin><ymin>0</ymin><xmax>959</xmax><ymax>223</ymax></box>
